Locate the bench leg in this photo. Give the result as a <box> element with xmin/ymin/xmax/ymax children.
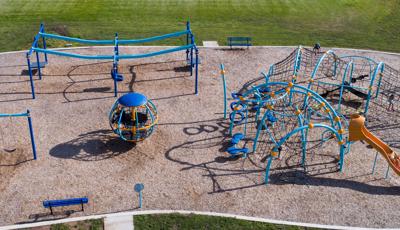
<box><xmin>81</xmin><ymin>202</ymin><xmax>84</xmax><ymax>212</ymax></box>
<box><xmin>49</xmin><ymin>206</ymin><xmax>53</xmax><ymax>215</ymax></box>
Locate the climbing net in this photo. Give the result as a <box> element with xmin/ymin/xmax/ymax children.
<box><xmin>228</xmin><ymin>45</ymin><xmax>400</xmax><ymax>183</ymax></box>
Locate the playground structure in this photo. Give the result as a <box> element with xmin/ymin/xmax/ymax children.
<box><xmin>26</xmin><ymin>22</ymin><xmax>199</xmax><ymax>99</ymax></box>
<box><xmin>2</xmin><ymin>42</ymin><xmax>400</xmax><ymax>227</ymax></box>
<box><xmin>0</xmin><ymin>110</ymin><xmax>37</xmax><ymax>160</ymax></box>
<box><xmin>109</xmin><ymin>92</ymin><xmax>158</xmax><ymax>142</ymax></box>
<box><xmin>226</xmin><ymin>46</ymin><xmax>400</xmax><ymax>184</ymax></box>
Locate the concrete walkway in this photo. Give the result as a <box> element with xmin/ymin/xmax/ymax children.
<box><xmin>104</xmin><ymin>215</ymin><xmax>134</xmax><ymax>230</ymax></box>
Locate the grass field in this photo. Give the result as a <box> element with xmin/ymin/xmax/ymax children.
<box><xmin>134</xmin><ymin>214</ymin><xmax>320</xmax><ymax>230</ymax></box>
<box><xmin>0</xmin><ymin>1</ymin><xmax>400</xmax><ymax>52</ymax></box>
<box><xmin>46</xmin><ymin>214</ymin><xmax>320</xmax><ymax>230</ymax></box>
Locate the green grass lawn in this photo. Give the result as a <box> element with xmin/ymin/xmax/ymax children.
<box><xmin>0</xmin><ymin>0</ymin><xmax>399</xmax><ymax>52</ymax></box>
<box><xmin>134</xmin><ymin>214</ymin><xmax>320</xmax><ymax>230</ymax></box>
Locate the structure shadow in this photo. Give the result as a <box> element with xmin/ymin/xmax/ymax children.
<box><xmin>164</xmin><ymin>118</ymin><xmax>267</xmax><ymax>193</ymax></box>
<box><xmin>49</xmin><ymin>129</ymin><xmax>135</xmax><ymax>161</ymax></box>
<box><xmin>269</xmin><ymin>170</ymin><xmax>400</xmax><ymax>195</ymax></box>
<box><xmin>20</xmin><ymin>209</ymin><xmax>81</xmax><ymax>224</ymax></box>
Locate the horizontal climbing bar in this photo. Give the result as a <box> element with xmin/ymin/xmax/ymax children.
<box><xmin>0</xmin><ymin>112</ymin><xmax>29</xmax><ymax>117</ymax></box>
<box><xmin>119</xmin><ymin>45</ymin><xmax>193</xmax><ymax>59</ymax></box>
<box><xmin>32</xmin><ymin>48</ymin><xmax>114</xmax><ymax>60</ymax></box>
<box><xmin>39</xmin><ymin>32</ymin><xmax>114</xmax><ymax>45</ymax></box>
<box><xmin>316</xmin><ymin>80</ymin><xmax>368</xmax><ymax>91</ymax></box>
<box><xmin>118</xmin><ymin>30</ymin><xmax>190</xmax><ymax>44</ymax></box>
<box><xmin>38</xmin><ymin>30</ymin><xmax>190</xmax><ymax>46</ymax></box>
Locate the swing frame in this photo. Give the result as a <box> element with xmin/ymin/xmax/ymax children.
<box><xmin>0</xmin><ymin>110</ymin><xmax>37</xmax><ymax>160</ymax></box>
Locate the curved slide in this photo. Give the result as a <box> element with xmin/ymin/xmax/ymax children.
<box><xmin>349</xmin><ymin>114</ymin><xmax>400</xmax><ymax>176</ymax></box>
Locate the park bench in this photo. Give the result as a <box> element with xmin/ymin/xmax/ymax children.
<box><xmin>227</xmin><ymin>37</ymin><xmax>252</xmax><ymax>48</ymax></box>
<box><xmin>43</xmin><ymin>197</ymin><xmax>88</xmax><ymax>215</ymax></box>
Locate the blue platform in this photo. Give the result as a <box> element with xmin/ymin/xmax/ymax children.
<box><xmin>118</xmin><ymin>93</ymin><xmax>148</xmax><ymax>107</ymax></box>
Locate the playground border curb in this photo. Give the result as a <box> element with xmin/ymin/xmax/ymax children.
<box><xmin>2</xmin><ymin>46</ymin><xmax>400</xmax><ymax>57</ymax></box>
<box><xmin>0</xmin><ymin>210</ymin><xmax>395</xmax><ymax>230</ymax></box>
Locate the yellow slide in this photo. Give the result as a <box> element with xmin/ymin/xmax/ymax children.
<box><xmin>349</xmin><ymin>114</ymin><xmax>400</xmax><ymax>176</ymax></box>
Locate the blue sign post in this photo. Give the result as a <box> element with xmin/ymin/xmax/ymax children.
<box><xmin>134</xmin><ymin>183</ymin><xmax>144</xmax><ymax>208</ymax></box>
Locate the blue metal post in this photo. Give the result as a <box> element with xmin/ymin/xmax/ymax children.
<box><xmin>195</xmin><ymin>48</ymin><xmax>199</xmax><ymax>95</ymax></box>
<box><xmin>337</xmin><ymin>62</ymin><xmax>352</xmax><ymax>113</ymax></box>
<box><xmin>27</xmin><ymin>110</ymin><xmax>37</xmax><ymax>160</ymax></box>
<box><xmin>364</xmin><ymin>62</ymin><xmax>384</xmax><ymax>117</ymax></box>
<box><xmin>113</xmin><ymin>33</ymin><xmax>119</xmax><ymax>97</ymax></box>
<box><xmin>41</xmin><ymin>23</ymin><xmax>48</xmax><ymax>63</ymax></box>
<box><xmin>264</xmin><ymin>156</ymin><xmax>273</xmax><ymax>185</ymax></box>
<box><xmin>372</xmin><ymin>152</ymin><xmax>378</xmax><ymax>174</ymax></box>
<box><xmin>35</xmin><ymin>51</ymin><xmax>42</xmax><ymax>80</ymax></box>
<box><xmin>220</xmin><ymin>64</ymin><xmax>227</xmax><ymax>119</ymax></box>
<box><xmin>374</xmin><ymin>73</ymin><xmax>383</xmax><ymax>98</ymax></box>
<box><xmin>190</xmin><ymin>35</ymin><xmax>194</xmax><ymax>76</ymax></box>
<box><xmin>338</xmin><ymin>145</ymin><xmax>345</xmax><ymax>172</ymax></box>
<box><xmin>26</xmin><ymin>55</ymin><xmax>35</xmax><ymax>99</ymax></box>
<box><xmin>186</xmin><ymin>21</ymin><xmax>190</xmax><ymax>61</ymax></box>
<box><xmin>113</xmin><ymin>75</ymin><xmax>118</xmax><ymax>97</ymax></box>
<box><xmin>139</xmin><ymin>190</ymin><xmax>142</xmax><ymax>208</ymax></box>
<box><xmin>385</xmin><ymin>164</ymin><xmax>390</xmax><ymax>179</ymax></box>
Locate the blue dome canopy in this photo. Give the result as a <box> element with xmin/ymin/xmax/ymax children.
<box><xmin>118</xmin><ymin>92</ymin><xmax>148</xmax><ymax>107</ymax></box>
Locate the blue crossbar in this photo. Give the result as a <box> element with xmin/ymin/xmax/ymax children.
<box><xmin>119</xmin><ymin>45</ymin><xmax>193</xmax><ymax>59</ymax></box>
<box><xmin>0</xmin><ymin>112</ymin><xmax>29</xmax><ymax>118</ymax></box>
<box><xmin>119</xmin><ymin>30</ymin><xmax>190</xmax><ymax>44</ymax></box>
<box><xmin>39</xmin><ymin>32</ymin><xmax>114</xmax><ymax>45</ymax></box>
<box><xmin>32</xmin><ymin>48</ymin><xmax>114</xmax><ymax>60</ymax></box>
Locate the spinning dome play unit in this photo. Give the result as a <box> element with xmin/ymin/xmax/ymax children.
<box><xmin>109</xmin><ymin>93</ymin><xmax>158</xmax><ymax>142</ymax></box>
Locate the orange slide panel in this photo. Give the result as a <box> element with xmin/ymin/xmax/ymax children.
<box><xmin>349</xmin><ymin>114</ymin><xmax>400</xmax><ymax>176</ymax></box>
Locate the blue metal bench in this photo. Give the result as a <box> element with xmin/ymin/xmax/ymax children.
<box><xmin>227</xmin><ymin>37</ymin><xmax>252</xmax><ymax>48</ymax></box>
<box><xmin>43</xmin><ymin>197</ymin><xmax>88</xmax><ymax>215</ymax></box>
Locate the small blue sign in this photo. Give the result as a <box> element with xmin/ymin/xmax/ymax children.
<box><xmin>134</xmin><ymin>183</ymin><xmax>144</xmax><ymax>192</ymax></box>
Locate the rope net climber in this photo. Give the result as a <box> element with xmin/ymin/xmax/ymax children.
<box><xmin>228</xmin><ymin>45</ymin><xmax>400</xmax><ymax>183</ymax></box>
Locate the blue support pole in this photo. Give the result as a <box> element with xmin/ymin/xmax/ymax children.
<box><xmin>385</xmin><ymin>163</ymin><xmax>390</xmax><ymax>179</ymax></box>
<box><xmin>190</xmin><ymin>35</ymin><xmax>194</xmax><ymax>76</ymax></box>
<box><xmin>372</xmin><ymin>151</ymin><xmax>378</xmax><ymax>174</ymax></box>
<box><xmin>41</xmin><ymin>23</ymin><xmax>48</xmax><ymax>63</ymax></box>
<box><xmin>364</xmin><ymin>62</ymin><xmax>384</xmax><ymax>117</ymax></box>
<box><xmin>195</xmin><ymin>48</ymin><xmax>199</xmax><ymax>95</ymax></box>
<box><xmin>26</xmin><ymin>55</ymin><xmax>36</xmax><ymax>99</ymax></box>
<box><xmin>374</xmin><ymin>73</ymin><xmax>383</xmax><ymax>98</ymax></box>
<box><xmin>113</xmin><ymin>33</ymin><xmax>119</xmax><ymax>97</ymax></box>
<box><xmin>35</xmin><ymin>51</ymin><xmax>42</xmax><ymax>80</ymax></box>
<box><xmin>338</xmin><ymin>145</ymin><xmax>345</xmax><ymax>172</ymax></box>
<box><xmin>186</xmin><ymin>21</ymin><xmax>190</xmax><ymax>61</ymax></box>
<box><xmin>139</xmin><ymin>190</ymin><xmax>143</xmax><ymax>208</ymax></box>
<box><xmin>27</xmin><ymin>110</ymin><xmax>37</xmax><ymax>160</ymax></box>
<box><xmin>220</xmin><ymin>64</ymin><xmax>227</xmax><ymax>119</ymax></box>
<box><xmin>264</xmin><ymin>156</ymin><xmax>273</xmax><ymax>185</ymax></box>
<box><xmin>337</xmin><ymin>61</ymin><xmax>352</xmax><ymax>113</ymax></box>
